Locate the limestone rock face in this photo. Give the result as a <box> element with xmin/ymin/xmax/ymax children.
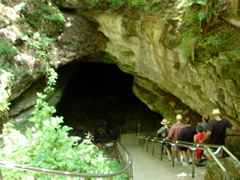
<box><xmin>93</xmin><ymin>13</ymin><xmax>240</xmax><ymax>125</ymax></box>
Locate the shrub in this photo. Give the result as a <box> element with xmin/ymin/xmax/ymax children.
<box><xmin>0</xmin><ymin>66</ymin><xmax>126</xmax><ymax>180</ymax></box>
<box><xmin>0</xmin><ymin>39</ymin><xmax>18</xmax><ymax>61</ymax></box>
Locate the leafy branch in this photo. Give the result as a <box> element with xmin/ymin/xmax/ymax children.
<box><xmin>0</xmin><ymin>66</ymin><xmax>126</xmax><ymax>179</ymax></box>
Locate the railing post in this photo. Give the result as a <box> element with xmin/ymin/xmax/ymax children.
<box><xmin>146</xmin><ymin>137</ymin><xmax>149</xmax><ymax>152</ymax></box>
<box><xmin>191</xmin><ymin>148</ymin><xmax>195</xmax><ymax>178</ymax></box>
<box><xmin>151</xmin><ymin>138</ymin><xmax>155</xmax><ymax>155</ymax></box>
<box><xmin>172</xmin><ymin>144</ymin><xmax>176</xmax><ymax>167</ymax></box>
<box><xmin>159</xmin><ymin>140</ymin><xmax>163</xmax><ymax>161</ymax></box>
<box><xmin>137</xmin><ymin>122</ymin><xmax>141</xmax><ymax>136</ymax></box>
<box><xmin>130</xmin><ymin>161</ymin><xmax>133</xmax><ymax>180</ymax></box>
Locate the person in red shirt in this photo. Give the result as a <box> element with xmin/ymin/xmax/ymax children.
<box><xmin>166</xmin><ymin>114</ymin><xmax>185</xmax><ymax>161</ymax></box>
<box><xmin>194</xmin><ymin>124</ymin><xmax>206</xmax><ymax>167</ymax></box>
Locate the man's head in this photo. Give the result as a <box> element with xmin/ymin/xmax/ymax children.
<box><xmin>196</xmin><ymin>124</ymin><xmax>203</xmax><ymax>133</ymax></box>
<box><xmin>176</xmin><ymin>114</ymin><xmax>182</xmax><ymax>122</ymax></box>
<box><xmin>212</xmin><ymin>109</ymin><xmax>222</xmax><ymax>120</ymax></box>
<box><xmin>212</xmin><ymin>109</ymin><xmax>221</xmax><ymax>116</ymax></box>
<box><xmin>185</xmin><ymin>118</ymin><xmax>191</xmax><ymax>125</ymax></box>
<box><xmin>202</xmin><ymin>114</ymin><xmax>210</xmax><ymax>122</ymax></box>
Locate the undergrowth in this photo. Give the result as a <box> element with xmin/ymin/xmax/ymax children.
<box><xmin>0</xmin><ymin>65</ymin><xmax>127</xmax><ymax>180</ymax></box>
<box><xmin>21</xmin><ymin>1</ymin><xmax>65</xmax><ymax>37</ymax></box>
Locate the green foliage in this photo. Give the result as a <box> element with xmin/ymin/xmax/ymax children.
<box><xmin>221</xmin><ymin>58</ymin><xmax>240</xmax><ymax>86</ymax></box>
<box><xmin>42</xmin><ymin>63</ymin><xmax>58</xmax><ymax>93</ymax></box>
<box><xmin>101</xmin><ymin>55</ymin><xmax>112</xmax><ymax>64</ymax></box>
<box><xmin>107</xmin><ymin>0</ymin><xmax>125</xmax><ymax>6</ymax></box>
<box><xmin>179</xmin><ymin>8</ymin><xmax>200</xmax><ymax>60</ymax></box>
<box><xmin>14</xmin><ymin>2</ymin><xmax>26</xmax><ymax>12</ymax></box>
<box><xmin>179</xmin><ymin>37</ymin><xmax>196</xmax><ymax>59</ymax></box>
<box><xmin>0</xmin><ymin>69</ymin><xmax>13</xmax><ymax>119</ymax></box>
<box><xmin>124</xmin><ymin>67</ymin><xmax>136</xmax><ymax>73</ymax></box>
<box><xmin>131</xmin><ymin>0</ymin><xmax>145</xmax><ymax>6</ymax></box>
<box><xmin>89</xmin><ymin>0</ymin><xmax>99</xmax><ymax>5</ymax></box>
<box><xmin>198</xmin><ymin>36</ymin><xmax>221</xmax><ymax>46</ymax></box>
<box><xmin>198</xmin><ymin>8</ymin><xmax>206</xmax><ymax>21</ymax></box>
<box><xmin>88</xmin><ymin>0</ymin><xmax>160</xmax><ymax>13</ymax></box>
<box><xmin>26</xmin><ymin>32</ymin><xmax>54</xmax><ymax>60</ymax></box>
<box><xmin>221</xmin><ymin>50</ymin><xmax>240</xmax><ymax>65</ymax></box>
<box><xmin>195</xmin><ymin>30</ymin><xmax>236</xmax><ymax>63</ymax></box>
<box><xmin>0</xmin><ymin>67</ymin><xmax>126</xmax><ymax>179</ymax></box>
<box><xmin>22</xmin><ymin>1</ymin><xmax>65</xmax><ymax>36</ymax></box>
<box><xmin>0</xmin><ymin>39</ymin><xmax>18</xmax><ymax>61</ymax></box>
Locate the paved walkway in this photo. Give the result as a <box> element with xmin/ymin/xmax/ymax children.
<box><xmin>120</xmin><ymin>133</ymin><xmax>206</xmax><ymax>180</ymax></box>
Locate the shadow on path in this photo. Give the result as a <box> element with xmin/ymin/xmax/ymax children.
<box><xmin>121</xmin><ymin>133</ymin><xmax>206</xmax><ymax>180</ymax></box>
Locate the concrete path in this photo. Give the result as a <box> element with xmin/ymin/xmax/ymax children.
<box><xmin>120</xmin><ymin>133</ymin><xmax>206</xmax><ymax>180</ymax></box>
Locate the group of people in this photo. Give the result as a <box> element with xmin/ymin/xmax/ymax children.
<box><xmin>157</xmin><ymin>109</ymin><xmax>240</xmax><ymax>167</ymax></box>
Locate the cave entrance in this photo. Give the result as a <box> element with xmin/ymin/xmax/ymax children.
<box><xmin>55</xmin><ymin>62</ymin><xmax>161</xmax><ymax>143</ymax></box>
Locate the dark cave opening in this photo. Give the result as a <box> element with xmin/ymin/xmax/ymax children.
<box><xmin>55</xmin><ymin>62</ymin><xmax>162</xmax><ymax>143</ymax></box>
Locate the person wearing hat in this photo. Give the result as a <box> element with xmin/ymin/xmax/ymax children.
<box><xmin>202</xmin><ymin>109</ymin><xmax>240</xmax><ymax>161</ymax></box>
<box><xmin>157</xmin><ymin>119</ymin><xmax>172</xmax><ymax>160</ymax></box>
<box><xmin>157</xmin><ymin>119</ymin><xmax>170</xmax><ymax>138</ymax></box>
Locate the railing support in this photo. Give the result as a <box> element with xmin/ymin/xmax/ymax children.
<box><xmin>129</xmin><ymin>161</ymin><xmax>133</xmax><ymax>180</ymax></box>
<box><xmin>171</xmin><ymin>145</ymin><xmax>177</xmax><ymax>167</ymax></box>
<box><xmin>137</xmin><ymin>122</ymin><xmax>141</xmax><ymax>136</ymax></box>
<box><xmin>151</xmin><ymin>138</ymin><xmax>155</xmax><ymax>155</ymax></box>
<box><xmin>221</xmin><ymin>146</ymin><xmax>239</xmax><ymax>164</ymax></box>
<box><xmin>207</xmin><ymin>148</ymin><xmax>230</xmax><ymax>180</ymax></box>
<box><xmin>191</xmin><ymin>148</ymin><xmax>196</xmax><ymax>178</ymax></box>
<box><xmin>146</xmin><ymin>137</ymin><xmax>149</xmax><ymax>152</ymax></box>
<box><xmin>159</xmin><ymin>141</ymin><xmax>163</xmax><ymax>161</ymax></box>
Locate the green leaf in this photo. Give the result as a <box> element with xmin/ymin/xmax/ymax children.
<box><xmin>198</xmin><ymin>9</ymin><xmax>206</xmax><ymax>21</ymax></box>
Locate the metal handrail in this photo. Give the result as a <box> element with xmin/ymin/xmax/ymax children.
<box><xmin>138</xmin><ymin>135</ymin><xmax>240</xmax><ymax>180</ymax></box>
<box><xmin>0</xmin><ymin>141</ymin><xmax>133</xmax><ymax>180</ymax></box>
<box><xmin>226</xmin><ymin>134</ymin><xmax>240</xmax><ymax>136</ymax></box>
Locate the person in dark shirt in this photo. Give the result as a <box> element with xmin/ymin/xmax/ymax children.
<box><xmin>202</xmin><ymin>109</ymin><xmax>240</xmax><ymax>161</ymax></box>
<box><xmin>178</xmin><ymin>118</ymin><xmax>197</xmax><ymax>166</ymax></box>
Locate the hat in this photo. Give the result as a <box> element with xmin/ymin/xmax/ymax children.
<box><xmin>161</xmin><ymin>119</ymin><xmax>170</xmax><ymax>125</ymax></box>
<box><xmin>176</xmin><ymin>114</ymin><xmax>182</xmax><ymax>120</ymax></box>
<box><xmin>212</xmin><ymin>109</ymin><xmax>221</xmax><ymax>115</ymax></box>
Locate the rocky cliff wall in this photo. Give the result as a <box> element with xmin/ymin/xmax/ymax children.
<box><xmin>93</xmin><ymin>13</ymin><xmax>240</xmax><ymax>125</ymax></box>
<box><xmin>1</xmin><ymin>1</ymin><xmax>239</xmax><ymax>138</ymax></box>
